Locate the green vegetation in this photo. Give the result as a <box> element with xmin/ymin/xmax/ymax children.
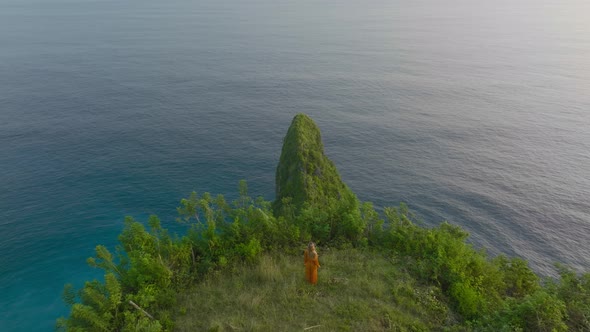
<box><xmin>274</xmin><ymin>113</ymin><xmax>363</xmax><ymax>245</ymax></box>
<box><xmin>174</xmin><ymin>249</ymin><xmax>448</xmax><ymax>331</ymax></box>
<box><xmin>274</xmin><ymin>113</ymin><xmax>354</xmax><ymax>212</ymax></box>
<box><xmin>57</xmin><ymin>114</ymin><xmax>590</xmax><ymax>331</ymax></box>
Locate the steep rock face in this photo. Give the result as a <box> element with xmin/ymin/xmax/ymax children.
<box><xmin>273</xmin><ymin>113</ymin><xmax>355</xmax><ymax>214</ymax></box>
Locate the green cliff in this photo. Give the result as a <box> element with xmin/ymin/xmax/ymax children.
<box><xmin>273</xmin><ymin>114</ymin><xmax>363</xmax><ymax>243</ymax></box>
<box><xmin>274</xmin><ymin>113</ymin><xmax>355</xmax><ymax>213</ymax></box>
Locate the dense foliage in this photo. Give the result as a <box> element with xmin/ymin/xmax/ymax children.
<box><xmin>58</xmin><ymin>114</ymin><xmax>590</xmax><ymax>331</ymax></box>
<box><xmin>367</xmin><ymin>204</ymin><xmax>583</xmax><ymax>331</ymax></box>
<box><xmin>274</xmin><ymin>113</ymin><xmax>363</xmax><ymax>245</ymax></box>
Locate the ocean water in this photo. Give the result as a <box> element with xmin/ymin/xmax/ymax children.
<box><xmin>1</xmin><ymin>0</ymin><xmax>589</xmax><ymax>330</ymax></box>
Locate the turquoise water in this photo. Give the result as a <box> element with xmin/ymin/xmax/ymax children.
<box><xmin>1</xmin><ymin>0</ymin><xmax>589</xmax><ymax>330</ymax></box>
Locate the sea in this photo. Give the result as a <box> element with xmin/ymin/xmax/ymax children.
<box><xmin>1</xmin><ymin>0</ymin><xmax>589</xmax><ymax>330</ymax></box>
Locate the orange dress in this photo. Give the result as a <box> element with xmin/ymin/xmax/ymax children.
<box><xmin>304</xmin><ymin>249</ymin><xmax>320</xmax><ymax>284</ymax></box>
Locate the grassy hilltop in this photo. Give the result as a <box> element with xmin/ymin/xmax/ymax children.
<box><xmin>175</xmin><ymin>249</ymin><xmax>447</xmax><ymax>331</ymax></box>
<box><xmin>58</xmin><ymin>114</ymin><xmax>590</xmax><ymax>331</ymax></box>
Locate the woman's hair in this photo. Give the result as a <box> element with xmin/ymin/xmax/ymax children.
<box><xmin>308</xmin><ymin>242</ymin><xmax>317</xmax><ymax>259</ymax></box>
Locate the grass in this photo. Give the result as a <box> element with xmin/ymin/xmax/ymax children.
<box><xmin>173</xmin><ymin>248</ymin><xmax>454</xmax><ymax>331</ymax></box>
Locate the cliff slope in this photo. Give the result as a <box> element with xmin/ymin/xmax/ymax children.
<box><xmin>273</xmin><ymin>113</ymin><xmax>355</xmax><ymax>214</ymax></box>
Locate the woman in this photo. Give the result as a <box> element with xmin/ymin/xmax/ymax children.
<box><xmin>304</xmin><ymin>242</ymin><xmax>320</xmax><ymax>284</ymax></box>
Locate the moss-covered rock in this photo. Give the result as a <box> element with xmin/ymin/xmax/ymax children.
<box><xmin>273</xmin><ymin>113</ymin><xmax>356</xmax><ymax>215</ymax></box>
